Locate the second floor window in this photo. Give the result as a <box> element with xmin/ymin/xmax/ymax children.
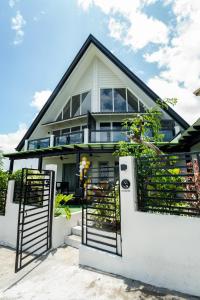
<box><xmin>100</xmin><ymin>88</ymin><xmax>146</xmax><ymax>113</ymax></box>
<box><xmin>57</xmin><ymin>90</ymin><xmax>91</xmax><ymax>121</ymax></box>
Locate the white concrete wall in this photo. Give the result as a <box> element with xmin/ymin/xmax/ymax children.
<box><xmin>0</xmin><ymin>181</ymin><xmax>18</xmax><ymax>248</ymax></box>
<box><xmin>0</xmin><ymin>176</ymin><xmax>81</xmax><ymax>250</ymax></box>
<box><xmin>53</xmin><ymin>211</ymin><xmax>81</xmax><ymax>248</ymax></box>
<box><xmin>80</xmin><ymin>156</ymin><xmax>200</xmax><ymax>297</ymax></box>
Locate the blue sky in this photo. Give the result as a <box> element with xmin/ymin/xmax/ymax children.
<box><xmin>0</xmin><ymin>0</ymin><xmax>200</xmax><ymax>153</ymax></box>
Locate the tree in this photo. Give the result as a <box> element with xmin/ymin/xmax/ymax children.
<box><xmin>114</xmin><ymin>98</ymin><xmax>177</xmax><ymax>158</ymax></box>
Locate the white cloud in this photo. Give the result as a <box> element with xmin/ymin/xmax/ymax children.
<box><xmin>78</xmin><ymin>0</ymin><xmax>200</xmax><ymax>124</ymax></box>
<box><xmin>11</xmin><ymin>11</ymin><xmax>26</xmax><ymax>45</ymax></box>
<box><xmin>8</xmin><ymin>0</ymin><xmax>19</xmax><ymax>8</ymax></box>
<box><xmin>144</xmin><ymin>0</ymin><xmax>200</xmax><ymax>124</ymax></box>
<box><xmin>30</xmin><ymin>90</ymin><xmax>52</xmax><ymax>111</ymax></box>
<box><xmin>0</xmin><ymin>124</ymin><xmax>27</xmax><ymax>153</ymax></box>
<box><xmin>148</xmin><ymin>77</ymin><xmax>199</xmax><ymax>124</ymax></box>
<box><xmin>78</xmin><ymin>0</ymin><xmax>169</xmax><ymax>50</ymax></box>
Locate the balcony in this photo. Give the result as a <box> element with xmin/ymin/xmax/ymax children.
<box><xmin>28</xmin><ymin>137</ymin><xmax>50</xmax><ymax>150</ymax></box>
<box><xmin>54</xmin><ymin>131</ymin><xmax>84</xmax><ymax>146</ymax></box>
<box><xmin>90</xmin><ymin>130</ymin><xmax>128</xmax><ymax>143</ymax></box>
<box><xmin>26</xmin><ymin>129</ymin><xmax>128</xmax><ymax>151</ymax></box>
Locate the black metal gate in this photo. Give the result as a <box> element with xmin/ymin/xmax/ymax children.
<box><xmin>15</xmin><ymin>168</ymin><xmax>55</xmax><ymax>273</ymax></box>
<box><xmin>82</xmin><ymin>166</ymin><xmax>121</xmax><ymax>256</ymax></box>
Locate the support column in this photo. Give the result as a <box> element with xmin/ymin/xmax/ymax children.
<box><xmin>119</xmin><ymin>156</ymin><xmax>137</xmax><ymax>258</ymax></box>
<box><xmin>9</xmin><ymin>158</ymin><xmax>14</xmax><ymax>174</ymax></box>
<box><xmin>84</xmin><ymin>128</ymin><xmax>89</xmax><ymax>144</ymax></box>
<box><xmin>38</xmin><ymin>156</ymin><xmax>43</xmax><ymax>172</ymax></box>
<box><xmin>75</xmin><ymin>151</ymin><xmax>81</xmax><ymax>198</ymax></box>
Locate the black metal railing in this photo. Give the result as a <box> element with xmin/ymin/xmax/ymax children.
<box><xmin>90</xmin><ymin>130</ymin><xmax>128</xmax><ymax>143</ymax></box>
<box><xmin>28</xmin><ymin>137</ymin><xmax>50</xmax><ymax>150</ymax></box>
<box><xmin>82</xmin><ymin>166</ymin><xmax>122</xmax><ymax>255</ymax></box>
<box><xmin>137</xmin><ymin>152</ymin><xmax>200</xmax><ymax>217</ymax></box>
<box><xmin>54</xmin><ymin>131</ymin><xmax>84</xmax><ymax>146</ymax></box>
<box><xmin>0</xmin><ymin>189</ymin><xmax>7</xmax><ymax>215</ymax></box>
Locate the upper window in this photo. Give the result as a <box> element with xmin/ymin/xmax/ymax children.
<box><xmin>82</xmin><ymin>91</ymin><xmax>91</xmax><ymax>115</ymax></box>
<box><xmin>127</xmin><ymin>90</ymin><xmax>138</xmax><ymax>112</ymax></box>
<box><xmin>114</xmin><ymin>89</ymin><xmax>127</xmax><ymax>112</ymax></box>
<box><xmin>72</xmin><ymin>95</ymin><xmax>80</xmax><ymax>117</ymax></box>
<box><xmin>58</xmin><ymin>91</ymin><xmax>91</xmax><ymax>121</ymax></box>
<box><xmin>100</xmin><ymin>89</ymin><xmax>113</xmax><ymax>112</ymax></box>
<box><xmin>100</xmin><ymin>88</ymin><xmax>146</xmax><ymax>113</ymax></box>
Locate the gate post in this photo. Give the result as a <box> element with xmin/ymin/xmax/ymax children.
<box><xmin>119</xmin><ymin>156</ymin><xmax>137</xmax><ymax>257</ymax></box>
<box><xmin>45</xmin><ymin>164</ymin><xmax>57</xmax><ymax>249</ymax></box>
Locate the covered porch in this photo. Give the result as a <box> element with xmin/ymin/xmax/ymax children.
<box><xmin>5</xmin><ymin>144</ymin><xmax>120</xmax><ymax>199</ymax></box>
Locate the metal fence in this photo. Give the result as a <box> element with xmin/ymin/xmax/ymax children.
<box><xmin>137</xmin><ymin>152</ymin><xmax>200</xmax><ymax>217</ymax></box>
<box><xmin>0</xmin><ymin>189</ymin><xmax>7</xmax><ymax>215</ymax></box>
<box><xmin>82</xmin><ymin>166</ymin><xmax>122</xmax><ymax>255</ymax></box>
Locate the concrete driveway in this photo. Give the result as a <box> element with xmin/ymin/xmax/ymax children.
<box><xmin>0</xmin><ymin>245</ymin><xmax>198</xmax><ymax>300</ymax></box>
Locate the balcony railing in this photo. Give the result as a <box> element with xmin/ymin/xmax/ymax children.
<box><xmin>28</xmin><ymin>137</ymin><xmax>50</xmax><ymax>150</ymax></box>
<box><xmin>54</xmin><ymin>131</ymin><xmax>84</xmax><ymax>146</ymax></box>
<box><xmin>90</xmin><ymin>130</ymin><xmax>128</xmax><ymax>143</ymax></box>
<box><xmin>25</xmin><ymin>127</ymin><xmax>173</xmax><ymax>151</ymax></box>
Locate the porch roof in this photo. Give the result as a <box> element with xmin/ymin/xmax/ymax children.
<box><xmin>4</xmin><ymin>142</ymin><xmax>176</xmax><ymax>160</ymax></box>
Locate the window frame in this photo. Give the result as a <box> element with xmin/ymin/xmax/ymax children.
<box><xmin>99</xmin><ymin>87</ymin><xmax>146</xmax><ymax>113</ymax></box>
<box><xmin>56</xmin><ymin>89</ymin><xmax>91</xmax><ymax>122</ymax></box>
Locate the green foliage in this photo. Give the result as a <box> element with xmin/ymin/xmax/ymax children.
<box><xmin>115</xmin><ymin>98</ymin><xmax>177</xmax><ymax>158</ymax></box>
<box><xmin>0</xmin><ymin>170</ymin><xmax>9</xmax><ymax>190</ymax></box>
<box><xmin>91</xmin><ymin>183</ymin><xmax>120</xmax><ymax>229</ymax></box>
<box><xmin>54</xmin><ymin>193</ymin><xmax>74</xmax><ymax>220</ymax></box>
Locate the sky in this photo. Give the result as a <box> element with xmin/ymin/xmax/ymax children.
<box><xmin>0</xmin><ymin>0</ymin><xmax>200</xmax><ymax>154</ymax></box>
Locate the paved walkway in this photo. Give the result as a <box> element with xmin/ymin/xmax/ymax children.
<box><xmin>0</xmin><ymin>245</ymin><xmax>199</xmax><ymax>300</ymax></box>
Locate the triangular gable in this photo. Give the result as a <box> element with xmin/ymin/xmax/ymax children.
<box><xmin>16</xmin><ymin>34</ymin><xmax>189</xmax><ymax>151</ymax></box>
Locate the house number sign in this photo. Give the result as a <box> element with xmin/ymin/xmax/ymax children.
<box><xmin>121</xmin><ymin>179</ymin><xmax>130</xmax><ymax>189</ymax></box>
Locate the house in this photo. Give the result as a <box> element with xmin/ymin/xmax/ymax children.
<box><xmin>4</xmin><ymin>35</ymin><xmax>189</xmax><ymax>196</ymax></box>
<box><xmin>177</xmin><ymin>88</ymin><xmax>200</xmax><ymax>152</ymax></box>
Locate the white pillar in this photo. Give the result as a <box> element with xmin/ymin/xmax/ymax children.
<box><xmin>84</xmin><ymin>128</ymin><xmax>89</xmax><ymax>144</ymax></box>
<box><xmin>24</xmin><ymin>139</ymin><xmax>28</xmax><ymax>151</ymax></box>
<box><xmin>6</xmin><ymin>180</ymin><xmax>15</xmax><ymax>205</ymax></box>
<box><xmin>50</xmin><ymin>135</ymin><xmax>55</xmax><ymax>147</ymax></box>
<box><xmin>119</xmin><ymin>156</ymin><xmax>137</xmax><ymax>258</ymax></box>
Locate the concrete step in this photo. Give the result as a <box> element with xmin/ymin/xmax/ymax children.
<box><xmin>78</xmin><ymin>219</ymin><xmax>82</xmax><ymax>226</ymax></box>
<box><xmin>72</xmin><ymin>225</ymin><xmax>82</xmax><ymax>237</ymax></box>
<box><xmin>65</xmin><ymin>235</ymin><xmax>81</xmax><ymax>249</ymax></box>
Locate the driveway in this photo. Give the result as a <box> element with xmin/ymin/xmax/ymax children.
<box><xmin>0</xmin><ymin>245</ymin><xmax>198</xmax><ymax>300</ymax></box>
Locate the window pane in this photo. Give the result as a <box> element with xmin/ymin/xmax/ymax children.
<box><xmin>113</xmin><ymin>122</ymin><xmax>127</xmax><ymax>142</ymax></box>
<box><xmin>114</xmin><ymin>88</ymin><xmax>126</xmax><ymax>112</ymax></box>
<box><xmin>100</xmin><ymin>89</ymin><xmax>113</xmax><ymax>112</ymax></box>
<box><xmin>63</xmin><ymin>100</ymin><xmax>71</xmax><ymax>119</ymax></box>
<box><xmin>81</xmin><ymin>91</ymin><xmax>91</xmax><ymax>115</ymax></box>
<box><xmin>62</xmin><ymin>128</ymin><xmax>70</xmax><ymax>135</ymax></box>
<box><xmin>53</xmin><ymin>130</ymin><xmax>60</xmax><ymax>136</ymax></box>
<box><xmin>160</xmin><ymin>130</ymin><xmax>174</xmax><ymax>142</ymax></box>
<box><xmin>100</xmin><ymin>123</ymin><xmax>111</xmax><ymax>142</ymax></box>
<box><xmin>112</xmin><ymin>122</ymin><xmax>122</xmax><ymax>130</ymax></box>
<box><xmin>71</xmin><ymin>126</ymin><xmax>81</xmax><ymax>132</ymax></box>
<box><xmin>100</xmin><ymin>123</ymin><xmax>111</xmax><ymax>130</ymax></box>
<box><xmin>72</xmin><ymin>95</ymin><xmax>80</xmax><ymax>117</ymax></box>
<box><xmin>139</xmin><ymin>101</ymin><xmax>146</xmax><ymax>113</ymax></box>
<box><xmin>127</xmin><ymin>90</ymin><xmax>138</xmax><ymax>112</ymax></box>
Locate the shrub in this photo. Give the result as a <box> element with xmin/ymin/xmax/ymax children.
<box><xmin>54</xmin><ymin>193</ymin><xmax>74</xmax><ymax>219</ymax></box>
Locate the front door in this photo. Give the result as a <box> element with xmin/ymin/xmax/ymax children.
<box><xmin>63</xmin><ymin>163</ymin><xmax>76</xmax><ymax>193</ymax></box>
